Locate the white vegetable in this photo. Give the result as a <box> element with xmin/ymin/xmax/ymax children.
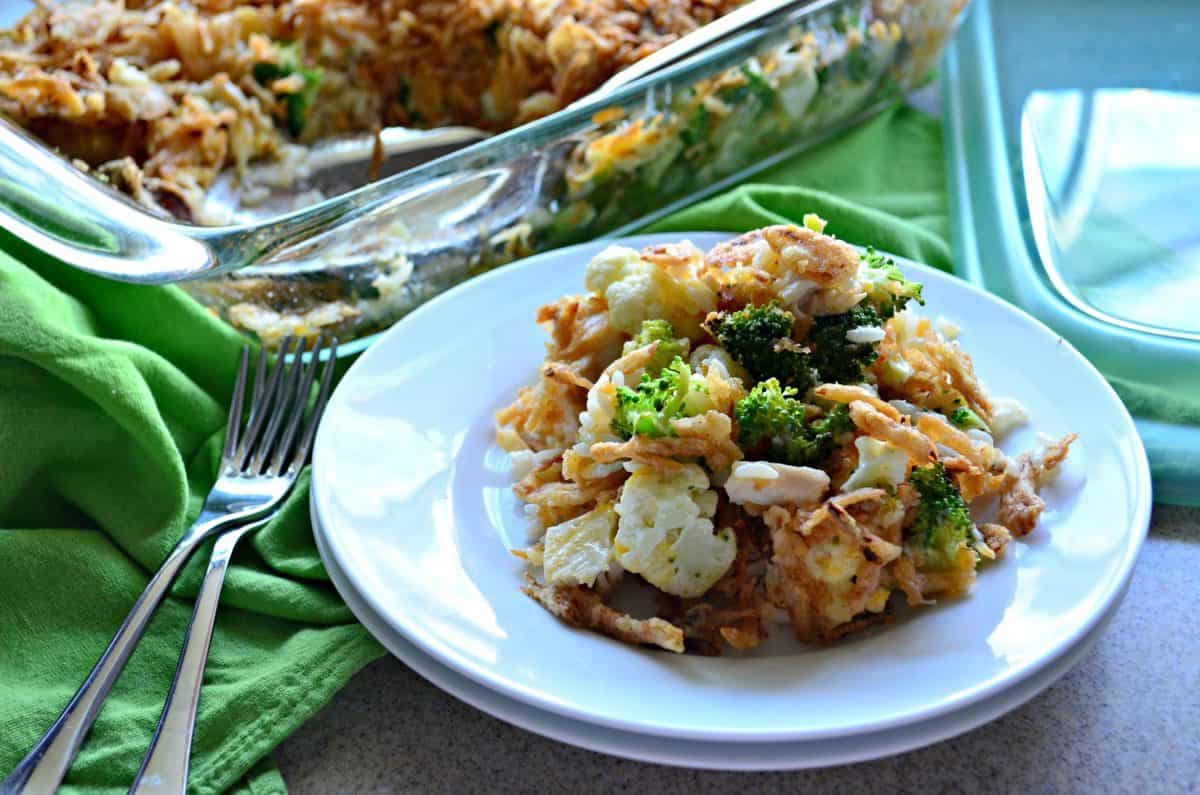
<box><xmin>543</xmin><ymin>503</ymin><xmax>619</xmax><ymax>588</ymax></box>
<box><xmin>584</xmin><ymin>246</ymin><xmax>716</xmax><ymax>338</ymax></box>
<box><xmin>935</xmin><ymin>315</ymin><xmax>960</xmax><ymax>339</ymax></box>
<box><xmin>846</xmin><ymin>325</ymin><xmax>886</xmax><ymax>344</ymax></box>
<box><xmin>840</xmin><ymin>436</ymin><xmax>910</xmax><ymax>492</ymax></box>
<box><xmin>990</xmin><ymin>396</ymin><xmax>1030</xmax><ymax>439</ymax></box>
<box><xmin>509</xmin><ymin>448</ymin><xmax>560</xmax><ymax>481</ymax></box>
<box><xmin>725</xmin><ymin>461</ymin><xmax>830</xmax><ymax>507</ymax></box>
<box><xmin>613</xmin><ymin>463</ymin><xmax>735</xmax><ymax>598</ymax></box>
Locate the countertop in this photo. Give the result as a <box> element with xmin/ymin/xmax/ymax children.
<box><xmin>274</xmin><ymin>504</ymin><xmax>1199</xmax><ymax>793</ymax></box>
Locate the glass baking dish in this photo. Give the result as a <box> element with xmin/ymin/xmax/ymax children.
<box><xmin>0</xmin><ymin>0</ymin><xmax>968</xmax><ymax>355</ymax></box>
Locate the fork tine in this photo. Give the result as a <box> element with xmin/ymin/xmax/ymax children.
<box><xmin>234</xmin><ymin>336</ymin><xmax>294</xmax><ymax>471</ymax></box>
<box><xmin>287</xmin><ymin>337</ymin><xmax>338</xmax><ymax>475</ymax></box>
<box><xmin>220</xmin><ymin>347</ymin><xmax>249</xmax><ymax>469</ymax></box>
<box><xmin>245</xmin><ymin>342</ymin><xmax>269</xmax><ymax>429</ymax></box>
<box><xmin>251</xmin><ymin>337</ymin><xmax>309</xmax><ymax>474</ymax></box>
<box><xmin>269</xmin><ymin>336</ymin><xmax>327</xmax><ymax>475</ymax></box>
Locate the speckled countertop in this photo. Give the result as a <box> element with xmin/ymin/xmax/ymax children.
<box><xmin>274</xmin><ymin>505</ymin><xmax>1199</xmax><ymax>793</ymax></box>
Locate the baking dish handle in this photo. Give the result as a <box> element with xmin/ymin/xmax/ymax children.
<box><xmin>0</xmin><ymin>116</ymin><xmax>218</xmax><ymax>283</ymax></box>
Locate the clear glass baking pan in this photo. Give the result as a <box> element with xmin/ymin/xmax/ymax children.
<box><xmin>0</xmin><ymin>0</ymin><xmax>968</xmax><ymax>355</ymax></box>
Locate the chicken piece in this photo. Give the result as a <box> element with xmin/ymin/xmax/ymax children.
<box><xmin>724</xmin><ymin>461</ymin><xmax>830</xmax><ymax>507</ymax></box>
<box><xmin>700</xmin><ymin>224</ymin><xmax>864</xmax><ymax>315</ymax></box>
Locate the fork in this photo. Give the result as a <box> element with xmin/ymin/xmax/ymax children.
<box><xmin>130</xmin><ymin>335</ymin><xmax>337</xmax><ymax>794</ymax></box>
<box><xmin>1</xmin><ymin>335</ymin><xmax>334</xmax><ymax>794</ymax></box>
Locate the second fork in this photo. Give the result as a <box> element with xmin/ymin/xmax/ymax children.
<box><xmin>130</xmin><ymin>335</ymin><xmax>337</xmax><ymax>795</ymax></box>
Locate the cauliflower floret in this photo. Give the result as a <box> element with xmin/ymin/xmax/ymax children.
<box><xmin>584</xmin><ymin>245</ymin><xmax>716</xmax><ymax>339</ymax></box>
<box><xmin>543</xmin><ymin>503</ymin><xmax>619</xmax><ymax>588</ymax></box>
<box><xmin>840</xmin><ymin>437</ymin><xmax>910</xmax><ymax>492</ymax></box>
<box><xmin>725</xmin><ymin>461</ymin><xmax>830</xmax><ymax>506</ymax></box>
<box><xmin>613</xmin><ymin>462</ymin><xmax>736</xmax><ymax>598</ymax></box>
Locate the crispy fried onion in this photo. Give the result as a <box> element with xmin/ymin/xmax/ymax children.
<box><xmin>536</xmin><ymin>294</ymin><xmax>624</xmax><ymax>379</ymax></box>
<box><xmin>512</xmin><ymin>453</ymin><xmax>626</xmax><ymax>527</ymax></box>
<box><xmin>998</xmin><ymin>433</ymin><xmax>1076</xmax><ymax>537</ymax></box>
<box><xmin>522</xmin><ymin>574</ymin><xmax>685</xmax><ymax>653</ymax></box>
<box><xmin>814</xmin><ymin>383</ymin><xmax>901</xmax><ymax>420</ymax></box>
<box><xmin>848</xmin><ymin>401</ymin><xmax>938</xmax><ymax>464</ymax></box>
<box><xmin>875</xmin><ymin>313</ymin><xmax>994</xmax><ymax>423</ymax></box>
<box><xmin>542</xmin><ymin>362</ymin><xmax>593</xmax><ymax>392</ymax></box>
<box><xmin>589</xmin><ymin>411</ymin><xmax>743</xmax><ymax>474</ymax></box>
<box><xmin>978</xmin><ymin>523</ymin><xmax>1013</xmax><ymax>556</ymax></box>
<box><xmin>763</xmin><ymin>489</ymin><xmax>903</xmax><ymax>643</ymax></box>
<box><xmin>495</xmin><ymin>369</ymin><xmax>586</xmax><ymax>453</ymax></box>
<box><xmin>699</xmin><ymin>224</ymin><xmax>863</xmax><ymax>313</ymax></box>
<box><xmin>915</xmin><ymin>412</ymin><xmax>1009</xmax><ymax>500</ymax></box>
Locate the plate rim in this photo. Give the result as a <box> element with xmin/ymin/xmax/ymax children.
<box><xmin>312</xmin><ymin>230</ymin><xmax>1153</xmax><ymax>743</ymax></box>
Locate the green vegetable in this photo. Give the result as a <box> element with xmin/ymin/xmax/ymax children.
<box><xmin>844</xmin><ymin>43</ymin><xmax>874</xmax><ymax>82</ymax></box>
<box><xmin>858</xmin><ymin>248</ymin><xmax>924</xmax><ymax>318</ymax></box>
<box><xmin>808</xmin><ymin>304</ymin><xmax>883</xmax><ymax>385</ymax></box>
<box><xmin>252</xmin><ymin>42</ymin><xmax>324</xmax><ymax>137</ymax></box>
<box><xmin>623</xmin><ymin>319</ymin><xmax>690</xmax><ymax>376</ymax></box>
<box><xmin>907</xmin><ymin>463</ymin><xmax>974</xmax><ymax>570</ymax></box>
<box><xmin>736</xmin><ymin>64</ymin><xmax>777</xmax><ymax>108</ymax></box>
<box><xmin>949</xmin><ymin>406</ymin><xmax>989</xmax><ymax>432</ymax></box>
<box><xmin>680</xmin><ymin>105</ymin><xmax>711</xmax><ymax>147</ymax></box>
<box><xmin>612</xmin><ymin>357</ymin><xmax>707</xmax><ymax>439</ymax></box>
<box><xmin>708</xmin><ymin>303</ymin><xmax>815</xmax><ymax>393</ymax></box>
<box><xmin>734</xmin><ymin>379</ymin><xmax>852</xmax><ymax>467</ymax></box>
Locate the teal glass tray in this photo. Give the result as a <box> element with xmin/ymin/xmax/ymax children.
<box><xmin>942</xmin><ymin>0</ymin><xmax>1200</xmax><ymax>505</ymax></box>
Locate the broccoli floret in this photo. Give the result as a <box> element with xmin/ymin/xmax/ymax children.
<box><xmin>253</xmin><ymin>42</ymin><xmax>323</xmax><ymax>137</ymax></box>
<box><xmin>707</xmin><ymin>303</ymin><xmax>816</xmax><ymax>393</ymax></box>
<box><xmin>623</xmin><ymin>319</ymin><xmax>690</xmax><ymax>376</ymax></box>
<box><xmin>808</xmin><ymin>304</ymin><xmax>883</xmax><ymax>385</ymax></box>
<box><xmin>734</xmin><ymin>379</ymin><xmax>852</xmax><ymax>467</ymax></box>
<box><xmin>907</xmin><ymin>463</ymin><xmax>974</xmax><ymax>570</ymax></box>
<box><xmin>612</xmin><ymin>357</ymin><xmax>707</xmax><ymax>439</ymax></box>
<box><xmin>949</xmin><ymin>406</ymin><xmax>989</xmax><ymax>432</ymax></box>
<box><xmin>858</xmin><ymin>248</ymin><xmax>923</xmax><ymax>318</ymax></box>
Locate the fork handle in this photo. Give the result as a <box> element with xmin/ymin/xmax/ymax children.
<box><xmin>1</xmin><ymin>513</ymin><xmax>245</xmax><ymax>795</ymax></box>
<box><xmin>130</xmin><ymin>520</ymin><xmax>265</xmax><ymax>795</ymax></box>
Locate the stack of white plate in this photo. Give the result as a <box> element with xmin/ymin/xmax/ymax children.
<box><xmin>310</xmin><ymin>234</ymin><xmax>1151</xmax><ymax>770</ymax></box>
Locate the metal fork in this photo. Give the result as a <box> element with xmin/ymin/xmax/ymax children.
<box><xmin>130</xmin><ymin>336</ymin><xmax>337</xmax><ymax>794</ymax></box>
<box><xmin>2</xmin><ymin>335</ymin><xmax>335</xmax><ymax>795</ymax></box>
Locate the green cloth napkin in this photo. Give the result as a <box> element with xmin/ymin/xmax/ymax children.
<box><xmin>0</xmin><ymin>103</ymin><xmax>947</xmax><ymax>793</ymax></box>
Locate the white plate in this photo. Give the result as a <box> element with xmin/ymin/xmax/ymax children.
<box><xmin>312</xmin><ymin>493</ymin><xmax>1129</xmax><ymax>770</ymax></box>
<box><xmin>312</xmin><ymin>232</ymin><xmax>1150</xmax><ymax>744</ymax></box>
